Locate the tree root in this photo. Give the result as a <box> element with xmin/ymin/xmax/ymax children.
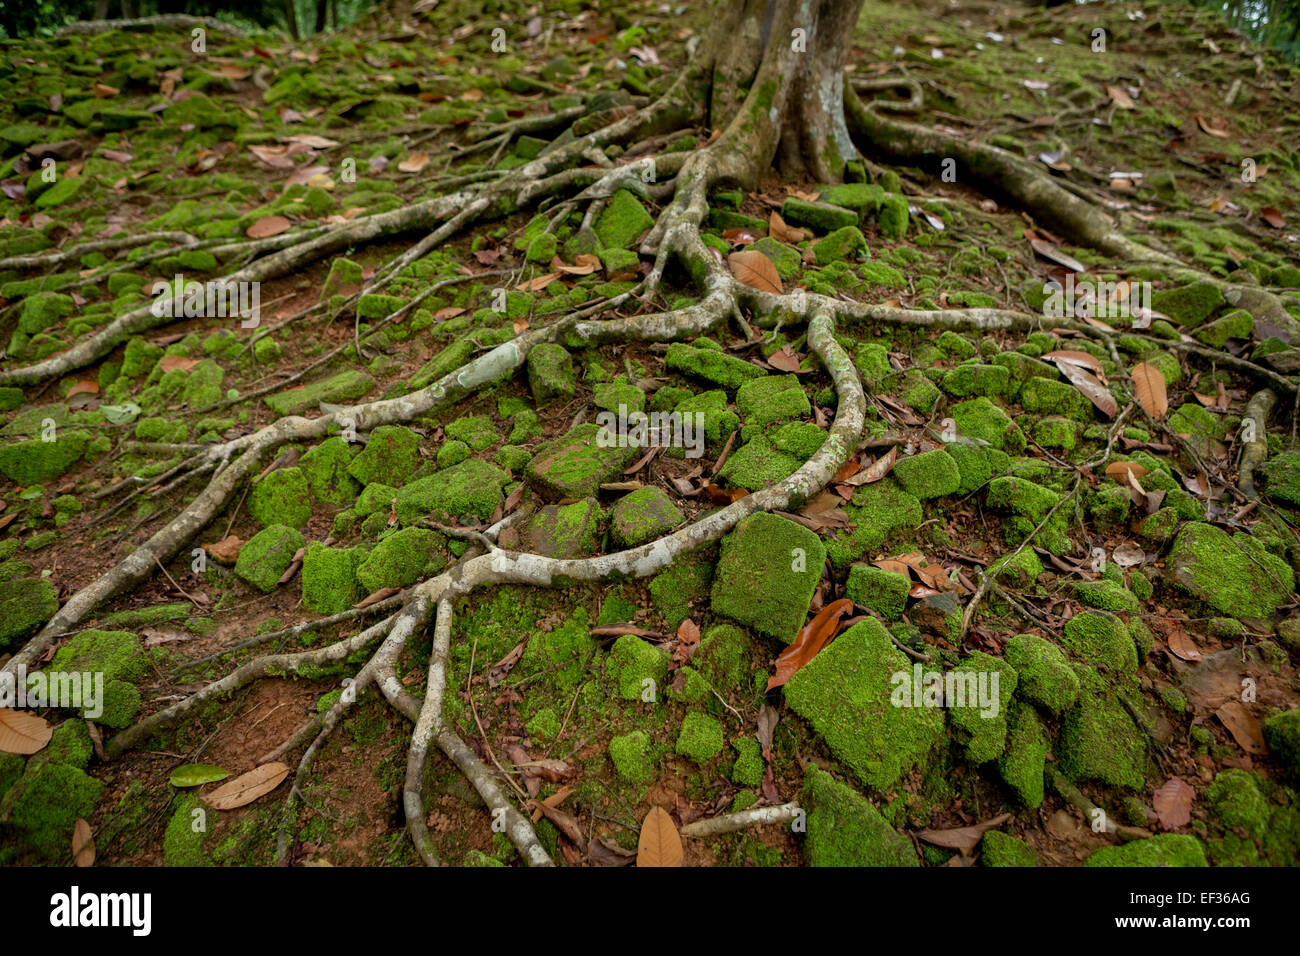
<box><xmin>1239</xmin><ymin>388</ymin><xmax>1277</xmax><ymax>498</ymax></box>
<box><xmin>680</xmin><ymin>801</ymin><xmax>801</xmax><ymax>838</ymax></box>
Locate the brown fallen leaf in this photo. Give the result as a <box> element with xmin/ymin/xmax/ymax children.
<box><xmin>0</xmin><ymin>709</ymin><xmax>53</xmax><ymax>755</ymax></box>
<box><xmin>769</xmin><ymin>211</ymin><xmax>810</xmax><ymax>244</ymax></box>
<box><xmin>66</xmin><ymin>380</ymin><xmax>99</xmax><ymax>399</ymax></box>
<box><xmin>551</xmin><ymin>253</ymin><xmax>600</xmax><ymax>276</ymax></box>
<box><xmin>158</xmin><ymin>354</ymin><xmax>202</xmax><ymax>373</ymax></box>
<box><xmin>637</xmin><ymin>806</ymin><xmax>682</xmax><ymax>867</ymax></box>
<box><xmin>532</xmin><ymin>799</ymin><xmax>585</xmax><ymax>848</ymax></box>
<box><xmin>515</xmin><ymin>273</ymin><xmax>562</xmax><ymax>293</ymax></box>
<box><xmin>204</xmin><ymin>534</ymin><xmax>244</xmax><ymax>565</ymax></box>
<box><xmin>1106</xmin><ymin>84</ymin><xmax>1135</xmax><ymax>109</ymax></box>
<box><xmin>1152</xmin><ymin>777</ymin><xmax>1194</xmax><ymax>829</ymax></box>
<box><xmin>92</xmin><ymin>83</ymin><xmax>119</xmax><ymax>99</ymax></box>
<box><xmin>1027</xmin><ymin>236</ymin><xmax>1086</xmax><ymax>274</ymax></box>
<box><xmin>705</xmin><ymin>483</ymin><xmax>749</xmax><ymax>504</ymax></box>
<box><xmin>72</xmin><ymin>818</ymin><xmax>95</xmax><ymax>867</ymax></box>
<box><xmin>488</xmin><ymin>641</ymin><xmax>526</xmax><ymax>687</ymax></box>
<box><xmin>1044</xmin><ymin>349</ymin><xmax>1107</xmax><ymax>380</ymax></box>
<box><xmin>1053</xmin><ymin>358</ymin><xmax>1117</xmax><ymax>418</ymax></box>
<box><xmin>1105</xmin><ymin>461</ymin><xmax>1148</xmax><ymax>483</ymax></box>
<box><xmin>919</xmin><ymin>812</ymin><xmax>1012</xmax><ymax>854</ymax></box>
<box><xmin>1131</xmin><ymin>362</ymin><xmax>1168</xmax><ymax>421</ymax></box>
<box><xmin>247</xmin><ymin>215</ymin><xmax>292</xmax><ymax>239</ymax></box>
<box><xmin>398</xmin><ymin>151</ymin><xmax>430</xmax><ymax>173</ymax></box>
<box><xmin>767</xmin><ymin>598</ymin><xmax>854</xmax><ymax>691</ymax></box>
<box><xmin>1196</xmin><ymin>115</ymin><xmax>1231</xmax><ymax>139</ymax></box>
<box><xmin>727</xmin><ymin>249</ymin><xmax>782</xmax><ymax>294</ymax></box>
<box><xmin>1216</xmin><ymin>700</ymin><xmax>1268</xmax><ymax>755</ymax></box>
<box><xmin>1259</xmin><ymin>207</ymin><xmax>1286</xmax><ymax>229</ymax></box>
<box><xmin>206</xmin><ymin>762</ymin><xmax>291</xmax><ymax>810</ymax></box>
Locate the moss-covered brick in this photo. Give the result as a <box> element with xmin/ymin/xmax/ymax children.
<box><xmin>673</xmin><ymin>390</ymin><xmax>739</xmax><ymax>443</ymax></box>
<box><xmin>817</xmin><ymin>182</ymin><xmax>885</xmax><ymax>218</ymax></box>
<box><xmin>249</xmin><ymin>466</ymin><xmax>311</xmax><ymax>529</ymax></box>
<box><xmin>877</xmin><ymin>194</ymin><xmax>909</xmax><ymax>240</ymax></box>
<box><xmin>1084</xmin><ymin>834</ymin><xmax>1207</xmax><ymax>867</ymax></box>
<box><xmin>746</xmin><ymin>237</ymin><xmax>802</xmax><ymax>279</ymax></box>
<box><xmin>354</xmin><ymin>482</ymin><xmax>397</xmax><ymax>517</ymax></box>
<box><xmin>695</xmin><ymin>623</ymin><xmax>748</xmax><ymax>690</ymax></box>
<box><xmin>0</xmin><ymin>762</ymin><xmax>104</xmax><ymax>856</ymax></box>
<box><xmin>845</xmin><ymin>564</ymin><xmax>910</xmax><ymax>619</ymax></box>
<box><xmin>593</xmin><ymin>379</ymin><xmax>646</xmax><ymax>415</ymax></box>
<box><xmin>813</xmin><ymin>225</ymin><xmax>868</xmax><ymax>264</ymax></box>
<box><xmin>98</xmin><ymin>680</ymin><xmax>141</xmax><ymax>729</ymax></box>
<box><xmin>950</xmin><ymin>397</ymin><xmax>1025</xmax><ymax>452</ymax></box>
<box><xmin>1061</xmin><ymin>610</ymin><xmax>1137</xmax><ymax>675</ymax></box>
<box><xmin>946</xmin><ymin>442</ymin><xmax>1010</xmax><ymax>495</ymax></box>
<box><xmin>608</xmin><ymin>633</ymin><xmax>670</xmax><ymax>700</ymax></box>
<box><xmin>1150</xmin><ymin>281</ymin><xmax>1224</xmax><ymax>327</ymax></box>
<box><xmin>234</xmin><ymin>524</ymin><xmax>304</xmax><ymax>593</ymax></box>
<box><xmin>675</xmin><ymin>711</ymin><xmax>724</xmax><ymax>763</ymax></box>
<box><xmin>826</xmin><ymin>480</ymin><xmax>922</xmax><ymax>569</ymax></box>
<box><xmin>299</xmin><ymin>437</ymin><xmax>359</xmax><ymax>506</ymax></box>
<box><xmin>610</xmin><ymin>487</ymin><xmax>682</xmax><ymax>548</ymax></box>
<box><xmin>649</xmin><ymin>554</ymin><xmax>713</xmax><ymax>631</ymax></box>
<box><xmin>715</xmin><ymin>432</ymin><xmax>802</xmax><ymax>489</ymax></box>
<box><xmin>592</xmin><ymin>189</ymin><xmax>654</xmax><ymax>249</ymax></box>
<box><xmin>1205</xmin><ymin>768</ymin><xmax>1269</xmax><ymax>838</ymax></box>
<box><xmin>1263</xmin><ymin>452</ymin><xmax>1300</xmax><ymax>508</ymax></box>
<box><xmin>443</xmin><ymin>415</ymin><xmax>497</xmax><ymax>453</ymax></box>
<box><xmin>1166</xmin><ymin>522</ymin><xmax>1294</xmax><ymax>619</ymax></box>
<box><xmin>711</xmin><ymin>513</ymin><xmax>825</xmax><ymax>643</ymax></box>
<box><xmin>786</xmin><ymin>619</ymin><xmax>945</xmax><ymax>789</ymax></box>
<box><xmin>1263</xmin><ymin>710</ymin><xmax>1300</xmax><ymax>783</ymax></box>
<box><xmin>1058</xmin><ymin>666</ymin><xmax>1147</xmax><ymax>790</ymax></box>
<box><xmin>300</xmin><ymin>543</ymin><xmax>366</xmax><ymax>615</ymax></box>
<box><xmin>1003</xmin><ymin>634</ymin><xmax>1078</xmax><ymax>714</ymax></box>
<box><xmin>347</xmin><ymin>425</ymin><xmax>421</xmax><ymax>486</ymax></box>
<box><xmin>523</xmin><ymin>498</ymin><xmax>603</xmax><ymax>558</ymax></box>
<box><xmin>608</xmin><ymin>730</ymin><xmax>652</xmax><ymax>782</ymax></box>
<box><xmin>437</xmin><ymin>440</ymin><xmax>470</xmax><ymax>468</ymax></box>
<box><xmin>357</xmin><ymin>293</ymin><xmax>406</xmax><ymax>321</ymax></box>
<box><xmin>980</xmin><ymin>829</ymin><xmax>1039</xmax><ymax>866</ymax></box>
<box><xmin>0</xmin><ymin>430</ymin><xmax>90</xmax><ymax>484</ymax></box>
<box><xmin>525</xmin><ymin>343</ymin><xmax>576</xmax><ymax>404</ymax></box>
<box><xmin>735</xmin><ymin>374</ymin><xmax>810</xmax><ymax>425</ymax></box>
<box><xmin>780</xmin><ymin>197</ymin><xmax>857</xmax><ymax>232</ymax></box>
<box><xmin>990</xmin><ymin>548</ymin><xmax>1043</xmax><ymax>589</ymax></box>
<box><xmin>526</xmin><ymin>423</ymin><xmax>637</xmax><ymax>500</ymax></box>
<box><xmin>356</xmin><ymin>527</ymin><xmax>445</xmax><ymax>592</ymax></box>
<box><xmin>770</xmin><ymin>421</ymin><xmax>826</xmax><ymax>459</ymax></box>
<box><xmin>986</xmin><ymin>475</ymin><xmax>1070</xmax><ymax>554</ymax></box>
<box><xmin>0</xmin><ymin>577</ymin><xmax>59</xmax><ymax>652</ymax></box>
<box><xmin>892</xmin><ymin>448</ymin><xmax>960</xmax><ymax>499</ymax></box>
<box><xmin>395</xmin><ymin>459</ymin><xmax>508</xmax><ymax>525</ymax></box>
<box><xmin>730</xmin><ymin>737</ymin><xmax>764</xmax><ymax>786</ymax></box>
<box><xmin>947</xmin><ymin>651</ymin><xmax>1017</xmax><ymax>764</ymax></box>
<box><xmin>1193</xmin><ymin>308</ymin><xmax>1253</xmax><ymax>347</ymax></box>
<box><xmin>17</xmin><ymin>292</ymin><xmax>74</xmax><ymax>336</ymax></box>
<box><xmin>1018</xmin><ymin>376</ymin><xmax>1095</xmax><ymax>422</ymax></box>
<box><xmin>940</xmin><ymin>363</ymin><xmax>1010</xmax><ymax>399</ymax></box>
<box><xmin>49</xmin><ymin>629</ymin><xmax>144</xmax><ymax>684</ymax></box>
<box><xmin>997</xmin><ymin>701</ymin><xmax>1048</xmax><ymax>807</ymax></box>
<box><xmin>665</xmin><ymin>342</ymin><xmax>766</xmax><ymax>390</ymax></box>
<box><xmin>265</xmin><ymin>369</ymin><xmax>374</xmax><ymax>416</ymax></box>
<box><xmin>1073</xmin><ymin>579</ymin><xmax>1140</xmax><ymax>613</ymax></box>
<box><xmin>801</xmin><ymin>764</ymin><xmax>918</xmax><ymax>866</ymax></box>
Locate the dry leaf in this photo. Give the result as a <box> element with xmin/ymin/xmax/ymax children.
<box><xmin>398</xmin><ymin>151</ymin><xmax>430</xmax><ymax>173</ymax></box>
<box><xmin>1027</xmin><ymin>236</ymin><xmax>1086</xmax><ymax>273</ymax></box>
<box><xmin>1196</xmin><ymin>115</ymin><xmax>1230</xmax><ymax>139</ymax></box>
<box><xmin>727</xmin><ymin>249</ymin><xmax>782</xmax><ymax>294</ymax></box>
<box><xmin>92</xmin><ymin>83</ymin><xmax>119</xmax><ymax>99</ymax></box>
<box><xmin>66</xmin><ymin>380</ymin><xmax>99</xmax><ymax>399</ymax></box>
<box><xmin>286</xmin><ymin>134</ymin><xmax>340</xmax><ymax>149</ymax></box>
<box><xmin>72</xmin><ymin>818</ymin><xmax>95</xmax><ymax>867</ymax></box>
<box><xmin>637</xmin><ymin>806</ymin><xmax>682</xmax><ymax>867</ymax></box>
<box><xmin>1052</xmin><ymin>358</ymin><xmax>1117</xmax><ymax>418</ymax></box>
<box><xmin>1152</xmin><ymin>777</ymin><xmax>1194</xmax><ymax>829</ymax></box>
<box><xmin>552</xmin><ymin>254</ymin><xmax>600</xmax><ymax>275</ymax></box>
<box><xmin>158</xmin><ymin>355</ymin><xmax>202</xmax><ymax>373</ymax></box>
<box><xmin>0</xmin><ymin>709</ymin><xmax>53</xmax><ymax>754</ymax></box>
<box><xmin>1044</xmin><ymin>349</ymin><xmax>1106</xmax><ymax>380</ymax></box>
<box><xmin>769</xmin><ymin>211</ymin><xmax>810</xmax><ymax>244</ymax></box>
<box><xmin>1131</xmin><ymin>362</ymin><xmax>1168</xmax><ymax>421</ymax></box>
<box><xmin>1106</xmin><ymin>84</ymin><xmax>1135</xmax><ymax>109</ymax></box>
<box><xmin>247</xmin><ymin>215</ymin><xmax>292</xmax><ymax>239</ymax></box>
<box><xmin>1215</xmin><ymin>700</ymin><xmax>1267</xmax><ymax>755</ymax></box>
<box><xmin>206</xmin><ymin>762</ymin><xmax>291</xmax><ymax>810</ymax></box>
<box><xmin>919</xmin><ymin>812</ymin><xmax>1011</xmax><ymax>854</ymax></box>
<box><xmin>1105</xmin><ymin>461</ymin><xmax>1148</xmax><ymax>482</ymax></box>
<box><xmin>204</xmin><ymin>534</ymin><xmax>244</xmax><ymax>565</ymax></box>
<box><xmin>1259</xmin><ymin>207</ymin><xmax>1286</xmax><ymax>229</ymax></box>
<box><xmin>767</xmin><ymin>598</ymin><xmax>853</xmax><ymax>690</ymax></box>
<box><xmin>768</xmin><ymin>345</ymin><xmax>803</xmax><ymax>373</ymax></box>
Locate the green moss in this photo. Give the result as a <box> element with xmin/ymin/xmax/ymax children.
<box><xmin>356</xmin><ymin>527</ymin><xmax>445</xmax><ymax>592</ymax></box>
<box><xmin>947</xmin><ymin>651</ymin><xmax>1017</xmax><ymax>764</ymax></box>
<box><xmin>997</xmin><ymin>701</ymin><xmax>1048</xmax><ymax>807</ymax></box>
<box><xmin>526</xmin><ymin>423</ymin><xmax>637</xmax><ymax>499</ymax></box>
<box><xmin>665</xmin><ymin>342</ymin><xmax>767</xmax><ymax>390</ymax></box>
<box><xmin>892</xmin><ymin>448</ymin><xmax>960</xmax><ymax>499</ymax></box>
<box><xmin>675</xmin><ymin>711</ymin><xmax>724</xmax><ymax>763</ymax></box>
<box><xmin>950</xmin><ymin>397</ymin><xmax>1025</xmax><ymax>452</ymax></box>
<box><xmin>1150</xmin><ymin>281</ymin><xmax>1224</xmax><ymax>326</ymax></box>
<box><xmin>877</xmin><ymin>194</ymin><xmax>909</xmax><ymax>240</ymax></box>
<box><xmin>608</xmin><ymin>634</ymin><xmax>670</xmax><ymax>701</ymax></box>
<box><xmin>781</xmin><ymin>197</ymin><xmax>857</xmax><ymax>232</ymax></box>
<box><xmin>1205</xmin><ymin>768</ymin><xmax>1269</xmax><ymax>839</ymax></box>
<box><xmin>0</xmin><ymin>431</ymin><xmax>90</xmax><ymax>484</ymax></box>
<box><xmin>980</xmin><ymin>829</ymin><xmax>1039</xmax><ymax>866</ymax></box>
<box><xmin>300</xmin><ymin>543</ymin><xmax>365</xmax><ymax>615</ymax></box>
<box><xmin>785</xmin><ymin>619</ymin><xmax>945</xmax><ymax>790</ymax></box>
<box><xmin>163</xmin><ymin>794</ymin><xmax>210</xmax><ymax>867</ymax></box>
<box><xmin>735</xmin><ymin>374</ymin><xmax>810</xmax><ymax>425</ymax></box>
<box><xmin>1004</xmin><ymin>634</ymin><xmax>1078</xmax><ymax>714</ymax></box>
<box><xmin>1085</xmin><ymin>834</ymin><xmax>1208</xmax><ymax>867</ymax></box>
<box><xmin>0</xmin><ymin>576</ymin><xmax>59</xmax><ymax>652</ymax></box>
<box><xmin>395</xmin><ymin>458</ymin><xmax>509</xmax><ymax>524</ymax></box>
<box><xmin>673</xmin><ymin>390</ymin><xmax>740</xmax><ymax>443</ymax></box>
<box><xmin>1166</xmin><ymin>522</ymin><xmax>1294</xmax><ymax>619</ymax></box>
<box><xmin>45</xmin><ymin>719</ymin><xmax>92</xmax><ymax>770</ymax></box>
<box><xmin>98</xmin><ymin>679</ymin><xmax>141</xmax><ymax>729</ymax></box>
<box><xmin>813</xmin><ymin>225</ymin><xmax>868</xmax><ymax>264</ymax></box>
<box><xmin>609</xmin><ymin>730</ymin><xmax>652</xmax><ymax>783</ymax></box>
<box><xmin>1073</xmin><ymin>579</ymin><xmax>1140</xmax><ymax>613</ymax></box>
<box><xmin>526</xmin><ymin>343</ymin><xmax>576</xmax><ymax>404</ymax></box>
<box><xmin>1263</xmin><ymin>452</ymin><xmax>1300</xmax><ymax>508</ymax></box>
<box><xmin>610</xmin><ymin>486</ymin><xmax>683</xmax><ymax>547</ymax></box>
<box><xmin>300</xmin><ymin>437</ymin><xmax>359</xmax><ymax>506</ymax></box>
<box><xmin>234</xmin><ymin>524</ymin><xmax>304</xmax><ymax>593</ymax></box>
<box><xmin>649</xmin><ymin>553</ymin><xmax>712</xmax><ymax>631</ymax></box>
<box><xmin>710</xmin><ymin>513</ymin><xmax>825</xmax><ymax>643</ymax></box>
<box><xmin>845</xmin><ymin>563</ymin><xmax>910</xmax><ymax>620</ymax></box>
<box><xmin>593</xmin><ymin>189</ymin><xmax>654</xmax><ymax>249</ymax></box>
<box><xmin>1</xmin><ymin>762</ymin><xmax>104</xmax><ymax>856</ymax></box>
<box><xmin>801</xmin><ymin>765</ymin><xmax>918</xmax><ymax>866</ymax></box>
<box><xmin>826</xmin><ymin>480</ymin><xmax>922</xmax><ymax>569</ymax></box>
<box><xmin>347</xmin><ymin>425</ymin><xmax>420</xmax><ymax>486</ymax></box>
<box><xmin>729</xmin><ymin>737</ymin><xmax>764</xmax><ymax>787</ymax></box>
<box><xmin>523</xmin><ymin>498</ymin><xmax>603</xmax><ymax>558</ymax></box>
<box><xmin>1263</xmin><ymin>709</ymin><xmax>1300</xmax><ymax>782</ymax></box>
<box><xmin>1061</xmin><ymin>610</ymin><xmax>1137</xmax><ymax>676</ymax></box>
<box><xmin>990</xmin><ymin>548</ymin><xmax>1043</xmax><ymax>589</ymax></box>
<box><xmin>50</xmin><ymin>628</ymin><xmax>145</xmax><ymax>684</ymax></box>
<box><xmin>525</xmin><ymin>707</ymin><xmax>560</xmax><ymax>742</ymax></box>
<box><xmin>265</xmin><ymin>369</ymin><xmax>374</xmax><ymax>416</ymax></box>
<box><xmin>1058</xmin><ymin>667</ymin><xmax>1146</xmax><ymax>789</ymax></box>
<box><xmin>248</xmin><ymin>466</ymin><xmax>311</xmax><ymax>529</ymax></box>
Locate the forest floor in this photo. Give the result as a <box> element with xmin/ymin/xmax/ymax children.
<box><xmin>1</xmin><ymin>0</ymin><xmax>1299</xmax><ymax>868</ymax></box>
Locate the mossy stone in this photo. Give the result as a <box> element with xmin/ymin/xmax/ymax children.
<box><xmin>0</xmin><ymin>576</ymin><xmax>59</xmax><ymax>652</ymax></box>
<box><xmin>980</xmin><ymin>830</ymin><xmax>1039</xmax><ymax>866</ymax></box>
<box><xmin>526</xmin><ymin>343</ymin><xmax>576</xmax><ymax>404</ymax></box>
<box><xmin>845</xmin><ymin>563</ymin><xmax>910</xmax><ymax>620</ymax></box>
<box><xmin>249</xmin><ymin>466</ymin><xmax>311</xmax><ymax>529</ymax></box>
<box><xmin>347</xmin><ymin>425</ymin><xmax>421</xmax><ymax>486</ymax></box>
<box><xmin>1166</xmin><ymin>522</ymin><xmax>1294</xmax><ymax>619</ymax></box>
<box><xmin>356</xmin><ymin>527</ymin><xmax>445</xmax><ymax>592</ymax></box>
<box><xmin>735</xmin><ymin>374</ymin><xmax>810</xmax><ymax>425</ymax></box>
<box><xmin>609</xmin><ymin>730</ymin><xmax>652</xmax><ymax>782</ymax></box>
<box><xmin>892</xmin><ymin>448</ymin><xmax>960</xmax><ymax>499</ymax></box>
<box><xmin>1004</xmin><ymin>634</ymin><xmax>1078</xmax><ymax>714</ymax></box>
<box><xmin>525</xmin><ymin>423</ymin><xmax>637</xmax><ymax>500</ymax></box>
<box><xmin>394</xmin><ymin>459</ymin><xmax>509</xmax><ymax>525</ymax></box>
<box><xmin>711</xmin><ymin>513</ymin><xmax>825</xmax><ymax>643</ymax></box>
<box><xmin>593</xmin><ymin>189</ymin><xmax>653</xmax><ymax>249</ymax></box>
<box><xmin>675</xmin><ymin>711</ymin><xmax>724</xmax><ymax>763</ymax></box>
<box><xmin>1084</xmin><ymin>834</ymin><xmax>1207</xmax><ymax>867</ymax></box>
<box><xmin>610</xmin><ymin>486</ymin><xmax>682</xmax><ymax>547</ymax></box>
<box><xmin>1058</xmin><ymin>666</ymin><xmax>1146</xmax><ymax>790</ymax></box>
<box><xmin>997</xmin><ymin>701</ymin><xmax>1048</xmax><ymax>807</ymax></box>
<box><xmin>665</xmin><ymin>342</ymin><xmax>766</xmax><ymax>390</ymax></box>
<box><xmin>801</xmin><ymin>764</ymin><xmax>918</xmax><ymax>866</ymax></box>
<box><xmin>608</xmin><ymin>633</ymin><xmax>669</xmax><ymax>701</ymax></box>
<box><xmin>299</xmin><ymin>437</ymin><xmax>359</xmax><ymax>506</ymax></box>
<box><xmin>234</xmin><ymin>524</ymin><xmax>304</xmax><ymax>593</ymax></box>
<box><xmin>523</xmin><ymin>498</ymin><xmax>603</xmax><ymax>558</ymax></box>
<box><xmin>300</xmin><ymin>544</ymin><xmax>366</xmax><ymax>615</ymax></box>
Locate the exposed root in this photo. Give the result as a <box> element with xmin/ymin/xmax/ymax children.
<box><xmin>1239</xmin><ymin>388</ymin><xmax>1278</xmax><ymax>499</ymax></box>
<box><xmin>680</xmin><ymin>801</ymin><xmax>802</xmax><ymax>838</ymax></box>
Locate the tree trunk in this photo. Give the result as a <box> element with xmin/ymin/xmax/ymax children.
<box><xmin>702</xmin><ymin>0</ymin><xmax>865</xmax><ymax>183</ymax></box>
